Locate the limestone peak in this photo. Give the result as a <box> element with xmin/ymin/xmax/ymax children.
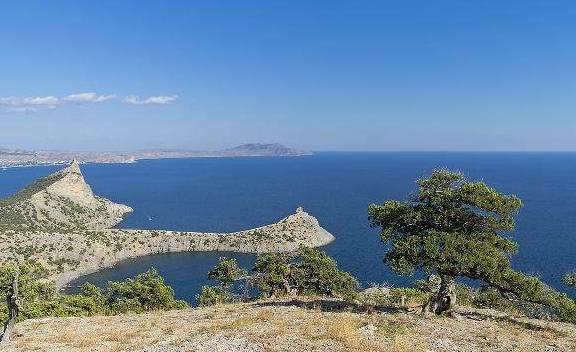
<box><xmin>68</xmin><ymin>159</ymin><xmax>82</xmax><ymax>174</ymax></box>
<box><xmin>0</xmin><ymin>161</ymin><xmax>132</xmax><ymax>231</ymax></box>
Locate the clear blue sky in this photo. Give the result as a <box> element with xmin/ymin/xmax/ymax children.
<box><xmin>1</xmin><ymin>1</ymin><xmax>575</xmax><ymax>151</ymax></box>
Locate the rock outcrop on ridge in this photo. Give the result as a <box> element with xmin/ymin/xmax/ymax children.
<box><xmin>0</xmin><ymin>160</ymin><xmax>133</xmax><ymax>231</ymax></box>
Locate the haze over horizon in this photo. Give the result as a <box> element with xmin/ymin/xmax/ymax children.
<box><xmin>1</xmin><ymin>1</ymin><xmax>575</xmax><ymax>152</ymax></box>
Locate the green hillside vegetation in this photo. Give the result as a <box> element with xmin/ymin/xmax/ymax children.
<box><xmin>0</xmin><ymin>171</ymin><xmax>71</xmax><ymax>231</ymax></box>
<box><xmin>0</xmin><ymin>173</ymin><xmax>66</xmax><ymax>231</ymax></box>
<box><xmin>0</xmin><ymin>163</ymin><xmax>131</xmax><ymax>232</ymax></box>
<box><xmin>0</xmin><ymin>261</ymin><xmax>186</xmax><ymax>322</ymax></box>
<box><xmin>0</xmin><ymin>172</ymin><xmax>65</xmax><ymax>206</ymax></box>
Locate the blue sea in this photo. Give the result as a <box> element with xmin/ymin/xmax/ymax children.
<box><xmin>1</xmin><ymin>152</ymin><xmax>575</xmax><ymax>303</ymax></box>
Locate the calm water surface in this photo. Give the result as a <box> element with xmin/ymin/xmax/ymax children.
<box><xmin>1</xmin><ymin>152</ymin><xmax>575</xmax><ymax>303</ymax></box>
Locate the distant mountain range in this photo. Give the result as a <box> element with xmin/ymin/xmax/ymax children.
<box><xmin>0</xmin><ymin>143</ymin><xmax>312</xmax><ymax>168</ymax></box>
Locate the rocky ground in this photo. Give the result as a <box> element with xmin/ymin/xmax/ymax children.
<box><xmin>0</xmin><ymin>206</ymin><xmax>335</xmax><ymax>288</ymax></box>
<box><xmin>4</xmin><ymin>298</ymin><xmax>575</xmax><ymax>352</ymax></box>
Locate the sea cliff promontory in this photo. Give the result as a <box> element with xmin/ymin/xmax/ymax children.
<box><xmin>0</xmin><ymin>160</ymin><xmax>132</xmax><ymax>231</ymax></box>
<box><xmin>0</xmin><ymin>162</ymin><xmax>334</xmax><ymax>287</ymax></box>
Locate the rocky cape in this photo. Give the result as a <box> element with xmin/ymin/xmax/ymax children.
<box><xmin>0</xmin><ymin>160</ymin><xmax>133</xmax><ymax>231</ymax></box>
<box><xmin>0</xmin><ymin>162</ymin><xmax>334</xmax><ymax>287</ymax></box>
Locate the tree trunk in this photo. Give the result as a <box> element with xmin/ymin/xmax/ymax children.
<box><xmin>423</xmin><ymin>274</ymin><xmax>456</xmax><ymax>316</ymax></box>
<box><xmin>283</xmin><ymin>279</ymin><xmax>297</xmax><ymax>297</ymax></box>
<box><xmin>1</xmin><ymin>273</ymin><xmax>21</xmax><ymax>343</ymax></box>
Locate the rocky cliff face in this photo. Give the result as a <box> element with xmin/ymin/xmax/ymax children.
<box><xmin>0</xmin><ymin>160</ymin><xmax>132</xmax><ymax>231</ymax></box>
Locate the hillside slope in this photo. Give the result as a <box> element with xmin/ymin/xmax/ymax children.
<box><xmin>0</xmin><ymin>160</ymin><xmax>132</xmax><ymax>231</ymax></box>
<box><xmin>4</xmin><ymin>299</ymin><xmax>576</xmax><ymax>352</ymax></box>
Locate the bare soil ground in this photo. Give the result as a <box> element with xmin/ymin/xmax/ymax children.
<box><xmin>4</xmin><ymin>298</ymin><xmax>576</xmax><ymax>352</ymax></box>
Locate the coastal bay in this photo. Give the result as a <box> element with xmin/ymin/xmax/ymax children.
<box><xmin>0</xmin><ymin>161</ymin><xmax>334</xmax><ymax>290</ymax></box>
<box><xmin>1</xmin><ymin>153</ymin><xmax>576</xmax><ymax>302</ymax></box>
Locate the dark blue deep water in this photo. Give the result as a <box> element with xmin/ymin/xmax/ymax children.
<box><xmin>1</xmin><ymin>152</ymin><xmax>575</xmax><ymax>303</ymax></box>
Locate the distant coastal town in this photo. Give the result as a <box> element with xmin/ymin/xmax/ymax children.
<box><xmin>0</xmin><ymin>143</ymin><xmax>311</xmax><ymax>168</ymax></box>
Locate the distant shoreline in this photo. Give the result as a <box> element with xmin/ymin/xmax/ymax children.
<box><xmin>0</xmin><ymin>143</ymin><xmax>312</xmax><ymax>169</ymax></box>
<box><xmin>0</xmin><ymin>154</ymin><xmax>314</xmax><ymax>170</ymax></box>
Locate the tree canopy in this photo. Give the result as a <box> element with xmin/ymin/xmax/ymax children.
<box><xmin>197</xmin><ymin>247</ymin><xmax>359</xmax><ymax>305</ymax></box>
<box><xmin>368</xmin><ymin>169</ymin><xmax>576</xmax><ymax>319</ymax></box>
<box><xmin>0</xmin><ymin>261</ymin><xmax>186</xmax><ymax>321</ymax></box>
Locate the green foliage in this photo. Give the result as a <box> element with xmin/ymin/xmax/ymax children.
<box><xmin>291</xmin><ymin>247</ymin><xmax>359</xmax><ymax>300</ymax></box>
<box><xmin>0</xmin><ymin>262</ymin><xmax>187</xmax><ymax>322</ymax></box>
<box><xmin>252</xmin><ymin>247</ymin><xmax>359</xmax><ymax>300</ymax></box>
<box><xmin>0</xmin><ymin>172</ymin><xmax>67</xmax><ymax>231</ymax></box>
<box><xmin>470</xmin><ymin>287</ymin><xmax>518</xmax><ymax>313</ymax></box>
<box><xmin>104</xmin><ymin>269</ymin><xmax>187</xmax><ymax>313</ymax></box>
<box><xmin>413</xmin><ymin>275</ymin><xmax>441</xmax><ymax>293</ymax></box>
<box><xmin>208</xmin><ymin>257</ymin><xmax>247</xmax><ymax>288</ymax></box>
<box><xmin>563</xmin><ymin>273</ymin><xmax>576</xmax><ymax>287</ymax></box>
<box><xmin>0</xmin><ymin>260</ymin><xmax>58</xmax><ymax>321</ymax></box>
<box><xmin>368</xmin><ymin>169</ymin><xmax>522</xmax><ymax>279</ymax></box>
<box><xmin>0</xmin><ymin>260</ymin><xmax>108</xmax><ymax>320</ymax></box>
<box><xmin>199</xmin><ymin>248</ymin><xmax>359</xmax><ymax>305</ymax></box>
<box><xmin>486</xmin><ymin>269</ymin><xmax>576</xmax><ymax>322</ymax></box>
<box><xmin>196</xmin><ymin>257</ymin><xmax>247</xmax><ymax>306</ymax></box>
<box><xmin>0</xmin><ymin>173</ymin><xmax>65</xmax><ymax>206</ymax></box>
<box><xmin>197</xmin><ymin>257</ymin><xmax>247</xmax><ymax>306</ymax></box>
<box><xmin>368</xmin><ymin>169</ymin><xmax>576</xmax><ymax>321</ymax></box>
<box><xmin>196</xmin><ymin>286</ymin><xmax>233</xmax><ymax>306</ymax></box>
<box><xmin>252</xmin><ymin>253</ymin><xmax>291</xmax><ymax>298</ymax></box>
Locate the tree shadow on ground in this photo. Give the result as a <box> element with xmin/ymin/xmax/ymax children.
<box><xmin>254</xmin><ymin>298</ymin><xmax>567</xmax><ymax>335</ymax></box>
<box><xmin>456</xmin><ymin>308</ymin><xmax>565</xmax><ymax>334</ymax></box>
<box><xmin>253</xmin><ymin>298</ymin><xmax>406</xmax><ymax>314</ymax></box>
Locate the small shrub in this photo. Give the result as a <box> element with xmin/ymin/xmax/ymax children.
<box><xmin>196</xmin><ymin>285</ymin><xmax>233</xmax><ymax>306</ymax></box>
<box><xmin>252</xmin><ymin>253</ymin><xmax>291</xmax><ymax>298</ymax></box>
<box><xmin>208</xmin><ymin>257</ymin><xmax>247</xmax><ymax>288</ymax></box>
<box><xmin>0</xmin><ymin>262</ymin><xmax>187</xmax><ymax>323</ymax></box>
<box><xmin>105</xmin><ymin>269</ymin><xmax>187</xmax><ymax>313</ymax></box>
<box><xmin>292</xmin><ymin>247</ymin><xmax>359</xmax><ymax>300</ymax></box>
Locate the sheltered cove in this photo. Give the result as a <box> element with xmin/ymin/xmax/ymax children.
<box><xmin>0</xmin><ymin>161</ymin><xmax>335</xmax><ymax>287</ymax></box>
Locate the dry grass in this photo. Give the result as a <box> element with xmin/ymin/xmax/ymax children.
<box><xmin>4</xmin><ymin>299</ymin><xmax>576</xmax><ymax>352</ymax></box>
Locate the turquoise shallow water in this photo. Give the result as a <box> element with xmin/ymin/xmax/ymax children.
<box><xmin>1</xmin><ymin>152</ymin><xmax>575</xmax><ymax>303</ymax></box>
